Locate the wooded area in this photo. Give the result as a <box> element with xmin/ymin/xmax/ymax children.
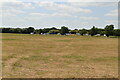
<box><xmin>1</xmin><ymin>24</ymin><xmax>120</xmax><ymax>37</ymax></box>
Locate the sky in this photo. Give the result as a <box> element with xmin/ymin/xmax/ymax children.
<box><xmin>0</xmin><ymin>0</ymin><xmax>119</xmax><ymax>29</ymax></box>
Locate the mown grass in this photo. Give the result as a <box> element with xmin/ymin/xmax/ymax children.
<box><xmin>22</xmin><ymin>55</ymin><xmax>51</xmax><ymax>62</ymax></box>
<box><xmin>55</xmin><ymin>40</ymin><xmax>72</xmax><ymax>42</ymax></box>
<box><xmin>12</xmin><ymin>59</ymin><xmax>23</xmax><ymax>70</ymax></box>
<box><xmin>1</xmin><ymin>39</ymin><xmax>17</xmax><ymax>40</ymax></box>
<box><xmin>2</xmin><ymin>33</ymin><xmax>118</xmax><ymax>78</ymax></box>
<box><xmin>92</xmin><ymin>56</ymin><xmax>118</xmax><ymax>61</ymax></box>
<box><xmin>62</xmin><ymin>55</ymin><xmax>86</xmax><ymax>61</ymax></box>
<box><xmin>12</xmin><ymin>61</ymin><xmax>22</xmax><ymax>68</ymax></box>
<box><xmin>3</xmin><ymin>54</ymin><xmax>16</xmax><ymax>61</ymax></box>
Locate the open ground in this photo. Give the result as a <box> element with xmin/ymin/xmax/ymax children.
<box><xmin>1</xmin><ymin>33</ymin><xmax>118</xmax><ymax>78</ymax></box>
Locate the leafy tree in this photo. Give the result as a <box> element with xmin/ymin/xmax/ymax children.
<box><xmin>12</xmin><ymin>28</ymin><xmax>22</xmax><ymax>33</ymax></box>
<box><xmin>97</xmin><ymin>28</ymin><xmax>105</xmax><ymax>34</ymax></box>
<box><xmin>27</xmin><ymin>27</ymin><xmax>35</xmax><ymax>34</ymax></box>
<box><xmin>38</xmin><ymin>29</ymin><xmax>43</xmax><ymax>34</ymax></box>
<box><xmin>79</xmin><ymin>29</ymin><xmax>87</xmax><ymax>36</ymax></box>
<box><xmin>105</xmin><ymin>24</ymin><xmax>114</xmax><ymax>37</ymax></box>
<box><xmin>21</xmin><ymin>28</ymin><xmax>28</xmax><ymax>34</ymax></box>
<box><xmin>50</xmin><ymin>27</ymin><xmax>57</xmax><ymax>30</ymax></box>
<box><xmin>2</xmin><ymin>28</ymin><xmax>8</xmax><ymax>33</ymax></box>
<box><xmin>60</xmin><ymin>26</ymin><xmax>69</xmax><ymax>35</ymax></box>
<box><xmin>113</xmin><ymin>29</ymin><xmax>120</xmax><ymax>36</ymax></box>
<box><xmin>35</xmin><ymin>29</ymin><xmax>43</xmax><ymax>34</ymax></box>
<box><xmin>1</xmin><ymin>25</ymin><xmax>119</xmax><ymax>37</ymax></box>
<box><xmin>48</xmin><ymin>30</ymin><xmax>60</xmax><ymax>34</ymax></box>
<box><xmin>89</xmin><ymin>26</ymin><xmax>98</xmax><ymax>36</ymax></box>
<box><xmin>69</xmin><ymin>30</ymin><xmax>79</xmax><ymax>34</ymax></box>
<box><xmin>0</xmin><ymin>28</ymin><xmax>2</xmax><ymax>33</ymax></box>
<box><xmin>42</xmin><ymin>28</ymin><xmax>51</xmax><ymax>33</ymax></box>
<box><xmin>100</xmin><ymin>31</ymin><xmax>105</xmax><ymax>36</ymax></box>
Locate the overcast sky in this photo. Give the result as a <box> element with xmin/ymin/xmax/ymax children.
<box><xmin>0</xmin><ymin>0</ymin><xmax>119</xmax><ymax>29</ymax></box>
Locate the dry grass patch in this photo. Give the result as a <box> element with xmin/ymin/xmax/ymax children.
<box><xmin>2</xmin><ymin>33</ymin><xmax>118</xmax><ymax>78</ymax></box>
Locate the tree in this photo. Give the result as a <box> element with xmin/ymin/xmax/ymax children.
<box><xmin>105</xmin><ymin>24</ymin><xmax>114</xmax><ymax>37</ymax></box>
<box><xmin>2</xmin><ymin>25</ymin><xmax>119</xmax><ymax>37</ymax></box>
<box><xmin>38</xmin><ymin>29</ymin><xmax>43</xmax><ymax>34</ymax></box>
<box><xmin>100</xmin><ymin>31</ymin><xmax>105</xmax><ymax>36</ymax></box>
<box><xmin>12</xmin><ymin>28</ymin><xmax>22</xmax><ymax>33</ymax></box>
<box><xmin>50</xmin><ymin>27</ymin><xmax>57</xmax><ymax>30</ymax></box>
<box><xmin>21</xmin><ymin>28</ymin><xmax>28</xmax><ymax>34</ymax></box>
<box><xmin>97</xmin><ymin>28</ymin><xmax>104</xmax><ymax>34</ymax></box>
<box><xmin>79</xmin><ymin>29</ymin><xmax>87</xmax><ymax>36</ymax></box>
<box><xmin>35</xmin><ymin>29</ymin><xmax>43</xmax><ymax>34</ymax></box>
<box><xmin>48</xmin><ymin>30</ymin><xmax>60</xmax><ymax>34</ymax></box>
<box><xmin>69</xmin><ymin>30</ymin><xmax>79</xmax><ymax>34</ymax></box>
<box><xmin>89</xmin><ymin>26</ymin><xmax>98</xmax><ymax>36</ymax></box>
<box><xmin>0</xmin><ymin>28</ymin><xmax>2</xmax><ymax>33</ymax></box>
<box><xmin>2</xmin><ymin>28</ymin><xmax>12</xmax><ymax>33</ymax></box>
<box><xmin>27</xmin><ymin>27</ymin><xmax>35</xmax><ymax>34</ymax></box>
<box><xmin>42</xmin><ymin>28</ymin><xmax>51</xmax><ymax>34</ymax></box>
<box><xmin>113</xmin><ymin>29</ymin><xmax>120</xmax><ymax>36</ymax></box>
<box><xmin>60</xmin><ymin>26</ymin><xmax>69</xmax><ymax>35</ymax></box>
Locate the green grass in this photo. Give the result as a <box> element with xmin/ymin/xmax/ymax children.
<box><xmin>92</xmin><ymin>56</ymin><xmax>118</xmax><ymax>61</ymax></box>
<box><xmin>1</xmin><ymin>39</ymin><xmax>17</xmax><ymax>40</ymax></box>
<box><xmin>12</xmin><ymin>60</ymin><xmax>23</xmax><ymax>70</ymax></box>
<box><xmin>62</xmin><ymin>55</ymin><xmax>86</xmax><ymax>61</ymax></box>
<box><xmin>55</xmin><ymin>39</ymin><xmax>72</xmax><ymax>42</ymax></box>
<box><xmin>3</xmin><ymin>54</ymin><xmax>16</xmax><ymax>61</ymax></box>
<box><xmin>22</xmin><ymin>55</ymin><xmax>51</xmax><ymax>62</ymax></box>
<box><xmin>13</xmin><ymin>61</ymin><xmax>22</xmax><ymax>67</ymax></box>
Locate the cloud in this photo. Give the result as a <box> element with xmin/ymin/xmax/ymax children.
<box><xmin>105</xmin><ymin>20</ymin><xmax>117</xmax><ymax>23</ymax></box>
<box><xmin>52</xmin><ymin>13</ymin><xmax>71</xmax><ymax>17</ymax></box>
<box><xmin>105</xmin><ymin>20</ymin><xmax>118</xmax><ymax>28</ymax></box>
<box><xmin>29</xmin><ymin>12</ymin><xmax>71</xmax><ymax>17</ymax></box>
<box><xmin>2</xmin><ymin>1</ymin><xmax>34</xmax><ymax>10</ymax></box>
<box><xmin>37</xmin><ymin>1</ymin><xmax>92</xmax><ymax>14</ymax></box>
<box><xmin>69</xmin><ymin>2</ymin><xmax>117</xmax><ymax>7</ymax></box>
<box><xmin>1</xmin><ymin>1</ymin><xmax>35</xmax><ymax>17</ymax></box>
<box><xmin>67</xmin><ymin>0</ymin><xmax>119</xmax><ymax>2</ymax></box>
<box><xmin>4</xmin><ymin>0</ymin><xmax>118</xmax><ymax>3</ymax></box>
<box><xmin>1</xmin><ymin>0</ymin><xmax>118</xmax><ymax>29</ymax></box>
<box><xmin>3</xmin><ymin>8</ymin><xmax>25</xmax><ymax>14</ymax></box>
<box><xmin>105</xmin><ymin>9</ymin><xmax>118</xmax><ymax>17</ymax></box>
<box><xmin>30</xmin><ymin>13</ymin><xmax>49</xmax><ymax>16</ymax></box>
<box><xmin>0</xmin><ymin>0</ymin><xmax>18</xmax><ymax>3</ymax></box>
<box><xmin>0</xmin><ymin>7</ymin><xmax>25</xmax><ymax>17</ymax></box>
<box><xmin>80</xmin><ymin>16</ymin><xmax>99</xmax><ymax>20</ymax></box>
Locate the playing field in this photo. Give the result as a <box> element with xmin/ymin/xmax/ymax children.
<box><xmin>1</xmin><ymin>33</ymin><xmax>118</xmax><ymax>78</ymax></box>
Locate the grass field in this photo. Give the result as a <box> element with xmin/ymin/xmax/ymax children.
<box><xmin>1</xmin><ymin>33</ymin><xmax>118</xmax><ymax>78</ymax></box>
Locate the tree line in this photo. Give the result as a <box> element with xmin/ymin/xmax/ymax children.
<box><xmin>0</xmin><ymin>24</ymin><xmax>120</xmax><ymax>37</ymax></box>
